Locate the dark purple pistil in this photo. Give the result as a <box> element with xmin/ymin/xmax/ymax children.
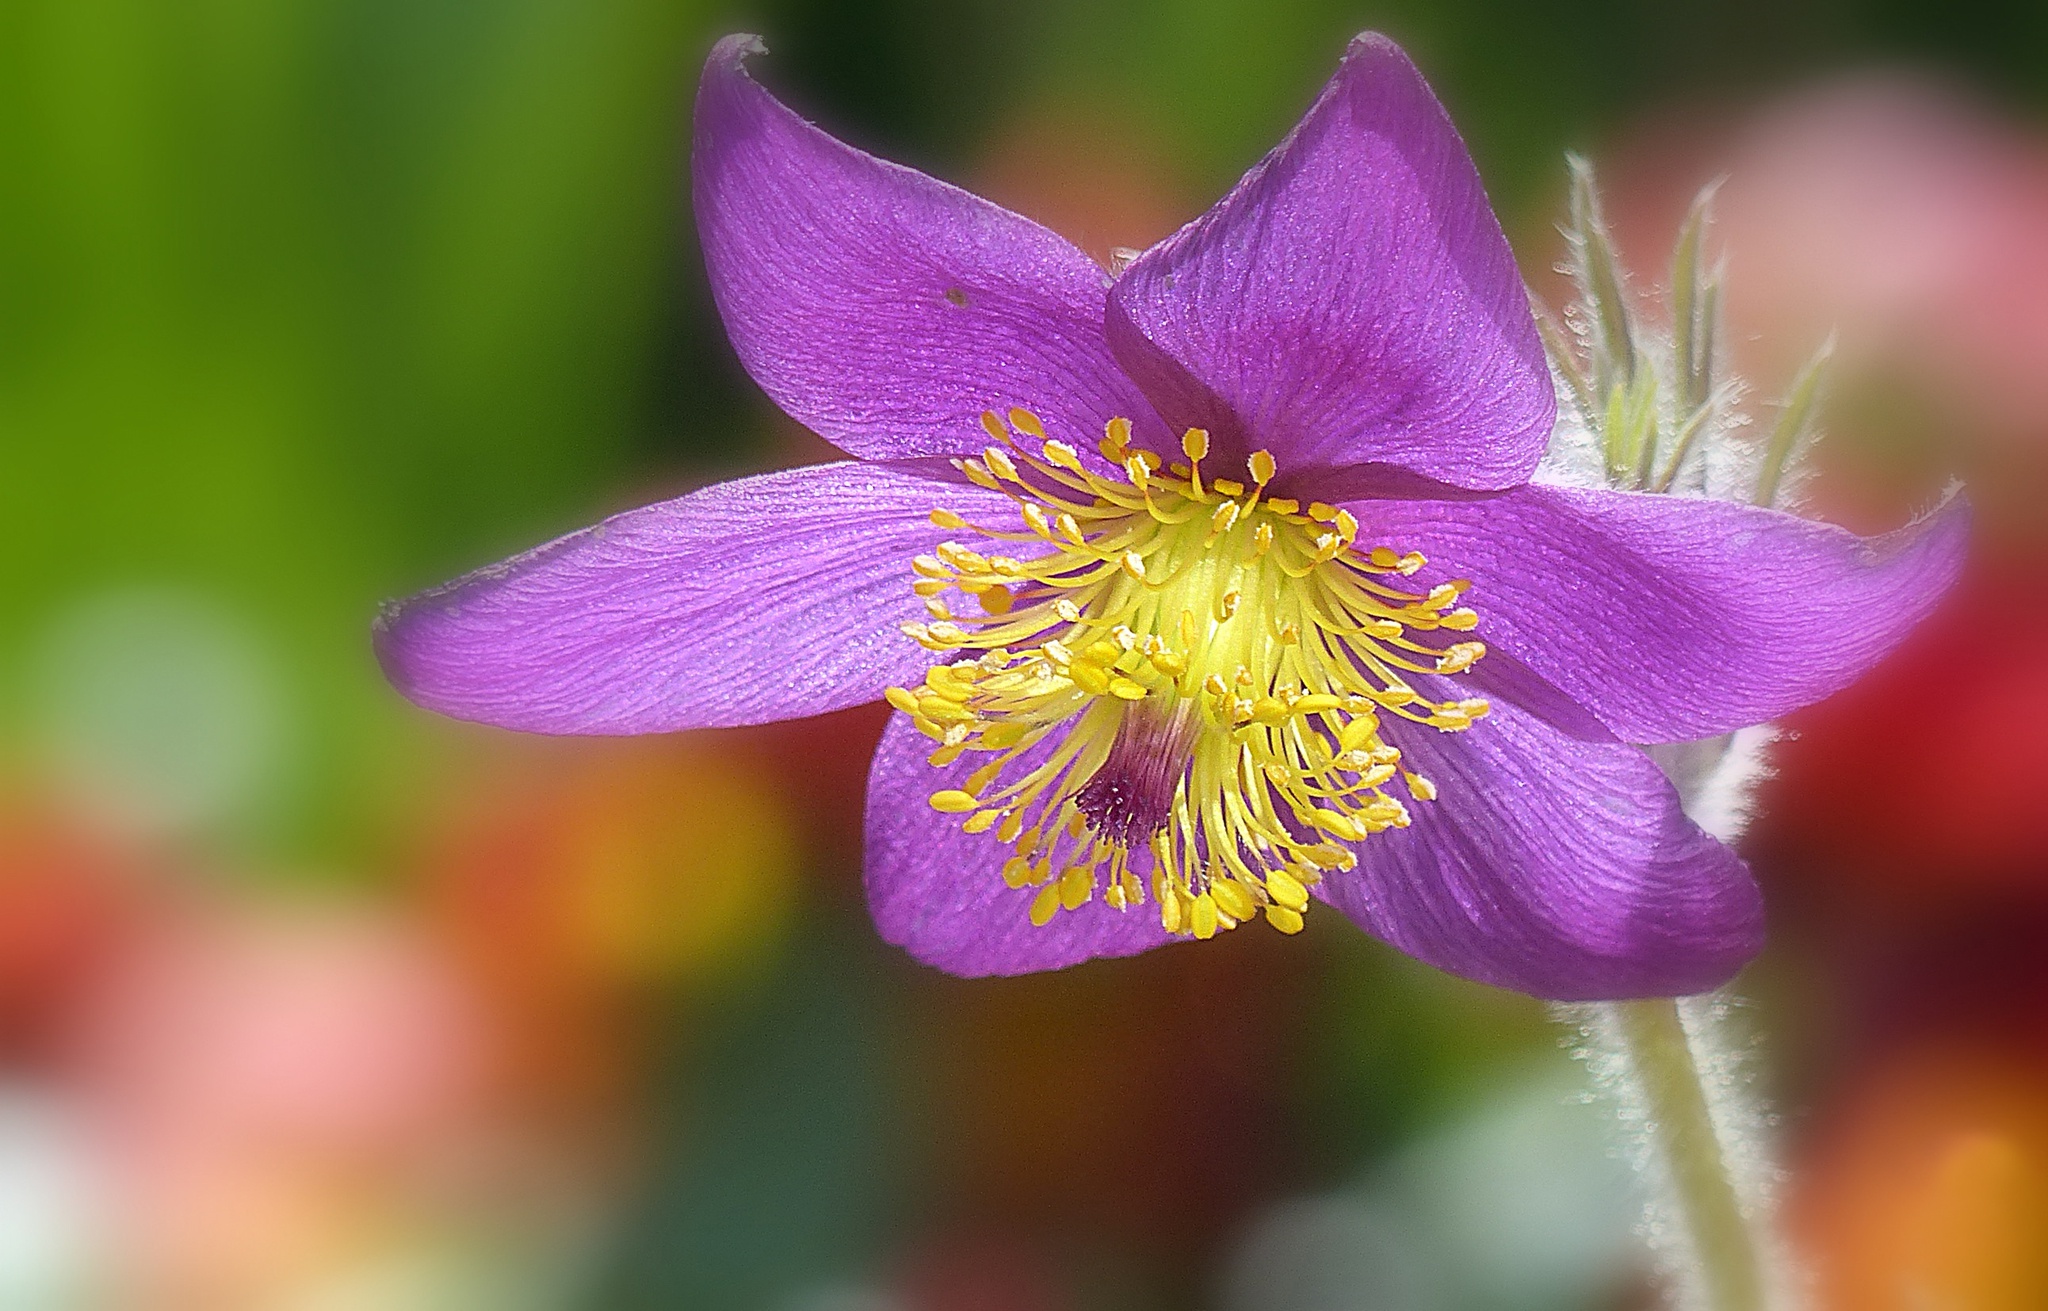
<box><xmin>1075</xmin><ymin>700</ymin><xmax>1200</xmax><ymax>847</ymax></box>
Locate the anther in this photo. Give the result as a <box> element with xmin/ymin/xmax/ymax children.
<box><xmin>1029</xmin><ymin>884</ymin><xmax>1060</xmax><ymax>926</ymax></box>
<box><xmin>1210</xmin><ymin>878</ymin><xmax>1255</xmax><ymax>922</ymax></box>
<box><xmin>1043</xmin><ymin>440</ymin><xmax>1084</xmax><ymax>473</ymax></box>
<box><xmin>1265</xmin><ymin>868</ymin><xmax>1310</xmax><ymax>912</ymax></box>
<box><xmin>1434</xmin><ymin>641</ymin><xmax>1484</xmax><ymax>674</ymax></box>
<box><xmin>1338</xmin><ymin>718</ymin><xmax>1380</xmax><ymax>753</ymax></box>
<box><xmin>1069</xmin><ymin>661</ymin><xmax>1112</xmax><ymax>696</ymax></box>
<box><xmin>1182</xmin><ymin>428</ymin><xmax>1210</xmax><ymax>496</ymax></box>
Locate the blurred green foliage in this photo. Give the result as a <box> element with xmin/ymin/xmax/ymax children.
<box><xmin>593</xmin><ymin>920</ymin><xmax>902</xmax><ymax>1311</ymax></box>
<box><xmin>0</xmin><ymin>0</ymin><xmax>716</xmax><ymax>854</ymax></box>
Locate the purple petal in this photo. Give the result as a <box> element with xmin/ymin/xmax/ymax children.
<box><xmin>1317</xmin><ymin>692</ymin><xmax>1763</xmax><ymax>999</ymax></box>
<box><xmin>376</xmin><ymin>461</ymin><xmax>1008</xmax><ymax>734</ymax></box>
<box><xmin>1105</xmin><ymin>33</ymin><xmax>1551</xmax><ymax>490</ymax></box>
<box><xmin>864</xmin><ymin>712</ymin><xmax>1179</xmax><ymax>975</ymax></box>
<box><xmin>1353</xmin><ymin>485</ymin><xmax>1971</xmax><ymax>742</ymax></box>
<box><xmin>694</xmin><ymin>35</ymin><xmax>1168</xmax><ymax>464</ymax></box>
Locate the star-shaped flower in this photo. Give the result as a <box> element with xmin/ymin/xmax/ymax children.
<box><xmin>375</xmin><ymin>33</ymin><xmax>1966</xmax><ymax>999</ymax></box>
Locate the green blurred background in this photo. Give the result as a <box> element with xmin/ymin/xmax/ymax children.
<box><xmin>3</xmin><ymin>1</ymin><xmax>2046</xmax><ymax>1308</ymax></box>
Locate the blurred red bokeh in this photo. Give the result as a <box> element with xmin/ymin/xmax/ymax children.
<box><xmin>0</xmin><ymin>792</ymin><xmax>162</xmax><ymax>1063</ymax></box>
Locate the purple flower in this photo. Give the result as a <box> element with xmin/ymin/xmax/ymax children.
<box><xmin>374</xmin><ymin>33</ymin><xmax>1966</xmax><ymax>999</ymax></box>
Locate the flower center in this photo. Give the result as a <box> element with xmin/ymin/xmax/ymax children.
<box><xmin>889</xmin><ymin>410</ymin><xmax>1490</xmax><ymax>940</ymax></box>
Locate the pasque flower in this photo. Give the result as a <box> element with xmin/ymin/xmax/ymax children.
<box><xmin>375</xmin><ymin>33</ymin><xmax>1965</xmax><ymax>999</ymax></box>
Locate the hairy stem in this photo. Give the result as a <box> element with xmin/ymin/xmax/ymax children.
<box><xmin>1559</xmin><ymin>993</ymin><xmax>1793</xmax><ymax>1311</ymax></box>
<box><xmin>1617</xmin><ymin>997</ymin><xmax>1764</xmax><ymax>1309</ymax></box>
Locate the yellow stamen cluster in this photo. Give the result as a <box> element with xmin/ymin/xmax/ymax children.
<box><xmin>888</xmin><ymin>409</ymin><xmax>1490</xmax><ymax>941</ymax></box>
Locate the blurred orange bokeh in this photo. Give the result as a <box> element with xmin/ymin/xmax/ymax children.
<box><xmin>421</xmin><ymin>735</ymin><xmax>799</xmax><ymax>1121</ymax></box>
<box><xmin>1798</xmin><ymin>1044</ymin><xmax>2048</xmax><ymax>1310</ymax></box>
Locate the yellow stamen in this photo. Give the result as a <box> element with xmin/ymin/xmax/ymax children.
<box><xmin>900</xmin><ymin>415</ymin><xmax>1489</xmax><ymax>940</ymax></box>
